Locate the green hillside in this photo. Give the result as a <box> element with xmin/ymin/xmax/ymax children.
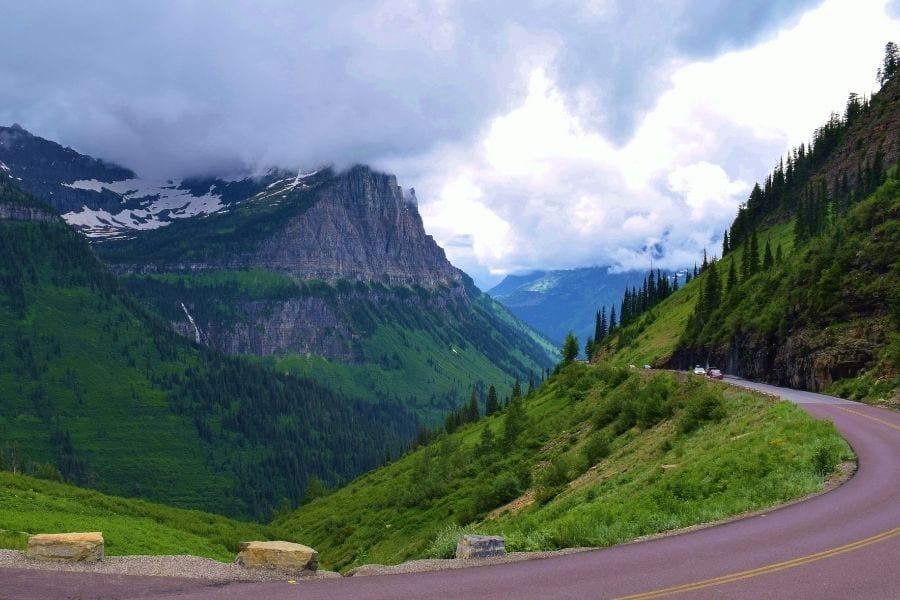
<box><xmin>598</xmin><ymin>68</ymin><xmax>899</xmax><ymax>407</ymax></box>
<box><xmin>123</xmin><ymin>271</ymin><xmax>556</xmax><ymax>425</ymax></box>
<box><xmin>0</xmin><ymin>178</ymin><xmax>418</xmax><ymax>521</ymax></box>
<box><xmin>274</xmin><ymin>364</ymin><xmax>849</xmax><ymax>572</ymax></box>
<box><xmin>0</xmin><ymin>472</ymin><xmax>277</xmax><ymax>561</ymax></box>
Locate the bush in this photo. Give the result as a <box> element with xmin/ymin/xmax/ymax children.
<box><xmin>811</xmin><ymin>443</ymin><xmax>841</xmax><ymax>476</ymax></box>
<box><xmin>582</xmin><ymin>431</ymin><xmax>612</xmax><ymax>465</ymax></box>
<box><xmin>678</xmin><ymin>388</ymin><xmax>726</xmax><ymax>434</ymax></box>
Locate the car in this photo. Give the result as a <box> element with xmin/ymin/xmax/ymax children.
<box><xmin>706</xmin><ymin>368</ymin><xmax>723</xmax><ymax>380</ymax></box>
<box><xmin>693</xmin><ymin>366</ymin><xmax>706</xmax><ymax>375</ymax></box>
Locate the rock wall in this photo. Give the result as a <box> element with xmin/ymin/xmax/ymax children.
<box><xmin>0</xmin><ymin>203</ymin><xmax>58</xmax><ymax>222</ymax></box>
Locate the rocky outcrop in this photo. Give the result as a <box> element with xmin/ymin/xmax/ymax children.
<box><xmin>671</xmin><ymin>321</ymin><xmax>884</xmax><ymax>393</ymax></box>
<box><xmin>455</xmin><ymin>535</ymin><xmax>505</xmax><ymax>559</ymax></box>
<box><xmin>248</xmin><ymin>167</ymin><xmax>461</xmax><ymax>286</ymax></box>
<box><xmin>0</xmin><ymin>203</ymin><xmax>58</xmax><ymax>222</ymax></box>
<box><xmin>235</xmin><ymin>541</ymin><xmax>318</xmax><ymax>572</ymax></box>
<box><xmin>26</xmin><ymin>532</ymin><xmax>104</xmax><ymax>563</ymax></box>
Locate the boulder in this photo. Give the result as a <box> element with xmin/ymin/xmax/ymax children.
<box><xmin>26</xmin><ymin>532</ymin><xmax>104</xmax><ymax>563</ymax></box>
<box><xmin>455</xmin><ymin>535</ymin><xmax>505</xmax><ymax>559</ymax></box>
<box><xmin>235</xmin><ymin>541</ymin><xmax>318</xmax><ymax>572</ymax></box>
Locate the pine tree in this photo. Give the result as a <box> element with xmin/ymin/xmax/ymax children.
<box><xmin>503</xmin><ymin>395</ymin><xmax>527</xmax><ymax>449</ymax></box>
<box><xmin>877</xmin><ymin>41</ymin><xmax>898</xmax><ymax>85</ymax></box>
<box><xmin>702</xmin><ymin>260</ymin><xmax>721</xmax><ymax>319</ymax></box>
<box><xmin>594</xmin><ymin>307</ymin><xmax>607</xmax><ymax>342</ymax></box>
<box><xmin>722</xmin><ymin>230</ymin><xmax>730</xmax><ymax>256</ymax></box>
<box><xmin>776</xmin><ymin>243</ymin><xmax>783</xmax><ymax>263</ymax></box>
<box><xmin>562</xmin><ymin>332</ymin><xmax>579</xmax><ymax>364</ymax></box>
<box><xmin>466</xmin><ymin>386</ymin><xmax>479</xmax><ymax>423</ymax></box>
<box><xmin>608</xmin><ymin>306</ymin><xmax>617</xmax><ymax>332</ymax></box>
<box><xmin>749</xmin><ymin>230</ymin><xmax>760</xmax><ymax>274</ymax></box>
<box><xmin>727</xmin><ymin>259</ymin><xmax>738</xmax><ymax>292</ymax></box>
<box><xmin>485</xmin><ymin>385</ymin><xmax>499</xmax><ymax>416</ymax></box>
<box><xmin>762</xmin><ymin>239</ymin><xmax>774</xmax><ymax>270</ymax></box>
<box><xmin>584</xmin><ymin>336</ymin><xmax>594</xmax><ymax>361</ymax></box>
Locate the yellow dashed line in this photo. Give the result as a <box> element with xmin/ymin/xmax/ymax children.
<box><xmin>614</xmin><ymin>527</ymin><xmax>900</xmax><ymax>599</ymax></box>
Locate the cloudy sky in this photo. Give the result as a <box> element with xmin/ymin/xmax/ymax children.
<box><xmin>2</xmin><ymin>0</ymin><xmax>898</xmax><ymax>287</ymax></box>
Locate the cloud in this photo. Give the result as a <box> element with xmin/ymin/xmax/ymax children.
<box><xmin>0</xmin><ymin>0</ymin><xmax>894</xmax><ymax>288</ymax></box>
<box><xmin>402</xmin><ymin>0</ymin><xmax>900</xmax><ymax>287</ymax></box>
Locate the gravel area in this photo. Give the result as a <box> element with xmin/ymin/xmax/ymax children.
<box><xmin>0</xmin><ymin>550</ymin><xmax>340</xmax><ymax>582</ymax></box>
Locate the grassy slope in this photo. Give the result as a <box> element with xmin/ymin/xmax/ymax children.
<box><xmin>0</xmin><ymin>217</ymin><xmax>417</xmax><ymax>520</ymax></box>
<box><xmin>126</xmin><ymin>270</ymin><xmax>557</xmax><ymax>425</ymax></box>
<box><xmin>274</xmin><ymin>364</ymin><xmax>849</xmax><ymax>571</ymax></box>
<box><xmin>0</xmin><ymin>472</ymin><xmax>278</xmax><ymax>561</ymax></box>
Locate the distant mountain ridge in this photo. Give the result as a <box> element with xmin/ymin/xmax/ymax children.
<box><xmin>489</xmin><ymin>267</ymin><xmax>648</xmax><ymax>345</ymax></box>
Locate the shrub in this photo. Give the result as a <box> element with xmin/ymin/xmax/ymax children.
<box><xmin>582</xmin><ymin>431</ymin><xmax>612</xmax><ymax>466</ymax></box>
<box><xmin>678</xmin><ymin>388</ymin><xmax>726</xmax><ymax>434</ymax></box>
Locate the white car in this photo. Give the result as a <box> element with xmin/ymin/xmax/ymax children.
<box><xmin>693</xmin><ymin>366</ymin><xmax>706</xmax><ymax>375</ymax></box>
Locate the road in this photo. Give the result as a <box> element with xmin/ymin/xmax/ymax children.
<box><xmin>2</xmin><ymin>378</ymin><xmax>898</xmax><ymax>599</ymax></box>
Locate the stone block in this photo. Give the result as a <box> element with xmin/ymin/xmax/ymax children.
<box><xmin>455</xmin><ymin>534</ymin><xmax>505</xmax><ymax>559</ymax></box>
<box><xmin>26</xmin><ymin>532</ymin><xmax>104</xmax><ymax>563</ymax></box>
<box><xmin>235</xmin><ymin>541</ymin><xmax>318</xmax><ymax>572</ymax></box>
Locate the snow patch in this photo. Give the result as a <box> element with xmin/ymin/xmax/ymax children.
<box><xmin>0</xmin><ymin>160</ymin><xmax>10</xmax><ymax>172</ymax></box>
<box><xmin>61</xmin><ymin>177</ymin><xmax>224</xmax><ymax>237</ymax></box>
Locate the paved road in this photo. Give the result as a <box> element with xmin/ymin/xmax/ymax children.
<box><xmin>3</xmin><ymin>380</ymin><xmax>898</xmax><ymax>599</ymax></box>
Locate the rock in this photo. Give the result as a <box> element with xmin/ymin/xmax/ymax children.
<box><xmin>235</xmin><ymin>541</ymin><xmax>318</xmax><ymax>572</ymax></box>
<box><xmin>455</xmin><ymin>535</ymin><xmax>505</xmax><ymax>559</ymax></box>
<box><xmin>26</xmin><ymin>532</ymin><xmax>104</xmax><ymax>563</ymax></box>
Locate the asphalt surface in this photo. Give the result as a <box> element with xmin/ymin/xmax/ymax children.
<box><xmin>3</xmin><ymin>378</ymin><xmax>898</xmax><ymax>599</ymax></box>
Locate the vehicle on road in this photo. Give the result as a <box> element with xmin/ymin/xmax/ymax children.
<box><xmin>693</xmin><ymin>366</ymin><xmax>706</xmax><ymax>375</ymax></box>
<box><xmin>706</xmin><ymin>368</ymin><xmax>723</xmax><ymax>380</ymax></box>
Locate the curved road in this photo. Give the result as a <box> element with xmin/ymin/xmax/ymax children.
<box><xmin>3</xmin><ymin>378</ymin><xmax>898</xmax><ymax>599</ymax></box>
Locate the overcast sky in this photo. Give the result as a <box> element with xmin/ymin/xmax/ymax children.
<box><xmin>2</xmin><ymin>0</ymin><xmax>898</xmax><ymax>287</ymax></box>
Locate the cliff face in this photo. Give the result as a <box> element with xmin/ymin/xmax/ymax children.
<box><xmin>0</xmin><ymin>203</ymin><xmax>58</xmax><ymax>223</ymax></box>
<box><xmin>246</xmin><ymin>166</ymin><xmax>462</xmax><ymax>287</ymax></box>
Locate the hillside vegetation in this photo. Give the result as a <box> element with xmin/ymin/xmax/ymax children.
<box><xmin>0</xmin><ymin>179</ymin><xmax>418</xmax><ymax>520</ymax></box>
<box><xmin>275</xmin><ymin>364</ymin><xmax>849</xmax><ymax>572</ymax></box>
<box><xmin>123</xmin><ymin>270</ymin><xmax>555</xmax><ymax>425</ymax></box>
<box><xmin>0</xmin><ymin>472</ymin><xmax>278</xmax><ymax>561</ymax></box>
<box><xmin>599</xmin><ymin>59</ymin><xmax>899</xmax><ymax>406</ymax></box>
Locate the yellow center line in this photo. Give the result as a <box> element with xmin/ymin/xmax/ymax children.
<box><xmin>833</xmin><ymin>406</ymin><xmax>900</xmax><ymax>432</ymax></box>
<box><xmin>613</xmin><ymin>527</ymin><xmax>900</xmax><ymax>599</ymax></box>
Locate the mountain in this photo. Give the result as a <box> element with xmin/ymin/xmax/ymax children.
<box><xmin>488</xmin><ymin>267</ymin><xmax>650</xmax><ymax>345</ymax></box>
<box><xmin>0</xmin><ymin>171</ymin><xmax>419</xmax><ymax>520</ymax></box>
<box><xmin>600</xmin><ymin>68</ymin><xmax>900</xmax><ymax>406</ymax></box>
<box><xmin>0</xmin><ymin>128</ymin><xmax>556</xmax><ymax>423</ymax></box>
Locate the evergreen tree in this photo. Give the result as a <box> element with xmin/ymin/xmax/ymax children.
<box><xmin>594</xmin><ymin>307</ymin><xmax>607</xmax><ymax>342</ymax></box>
<box><xmin>727</xmin><ymin>259</ymin><xmax>738</xmax><ymax>292</ymax></box>
<box><xmin>561</xmin><ymin>331</ymin><xmax>579</xmax><ymax>364</ymax></box>
<box><xmin>584</xmin><ymin>336</ymin><xmax>594</xmax><ymax>361</ymax></box>
<box><xmin>466</xmin><ymin>386</ymin><xmax>479</xmax><ymax>423</ymax></box>
<box><xmin>877</xmin><ymin>41</ymin><xmax>898</xmax><ymax>85</ymax></box>
<box><xmin>475</xmin><ymin>425</ymin><xmax>495</xmax><ymax>458</ymax></box>
<box><xmin>722</xmin><ymin>230</ymin><xmax>730</xmax><ymax>256</ymax></box>
<box><xmin>702</xmin><ymin>260</ymin><xmax>721</xmax><ymax>319</ymax></box>
<box><xmin>485</xmin><ymin>385</ymin><xmax>500</xmax><ymax>416</ymax></box>
<box><xmin>503</xmin><ymin>395</ymin><xmax>527</xmax><ymax>449</ymax></box>
<box><xmin>762</xmin><ymin>239</ymin><xmax>774</xmax><ymax>270</ymax></box>
<box><xmin>511</xmin><ymin>379</ymin><xmax>522</xmax><ymax>400</ymax></box>
<box><xmin>749</xmin><ymin>230</ymin><xmax>760</xmax><ymax>274</ymax></box>
<box><xmin>776</xmin><ymin>243</ymin><xmax>783</xmax><ymax>264</ymax></box>
<box><xmin>608</xmin><ymin>306</ymin><xmax>617</xmax><ymax>332</ymax></box>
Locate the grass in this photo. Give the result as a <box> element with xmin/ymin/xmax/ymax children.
<box><xmin>273</xmin><ymin>364</ymin><xmax>851</xmax><ymax>571</ymax></box>
<box><xmin>0</xmin><ymin>472</ymin><xmax>282</xmax><ymax>561</ymax></box>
